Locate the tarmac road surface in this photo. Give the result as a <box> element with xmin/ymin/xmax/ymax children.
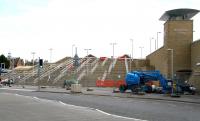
<box><xmin>0</xmin><ymin>93</ymin><xmax>146</xmax><ymax>121</ymax></box>
<box><xmin>1</xmin><ymin>87</ymin><xmax>200</xmax><ymax>121</ymax></box>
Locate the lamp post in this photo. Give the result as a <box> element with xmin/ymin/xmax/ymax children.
<box><xmin>31</xmin><ymin>52</ymin><xmax>35</xmax><ymax>76</ymax></box>
<box><xmin>72</xmin><ymin>44</ymin><xmax>75</xmax><ymax>58</ymax></box>
<box><xmin>130</xmin><ymin>39</ymin><xmax>133</xmax><ymax>71</ymax></box>
<box><xmin>157</xmin><ymin>32</ymin><xmax>161</xmax><ymax>49</ymax></box>
<box><xmin>150</xmin><ymin>37</ymin><xmax>154</xmax><ymax>53</ymax></box>
<box><xmin>167</xmin><ymin>48</ymin><xmax>175</xmax><ymax>95</ymax></box>
<box><xmin>110</xmin><ymin>43</ymin><xmax>117</xmax><ymax>68</ymax></box>
<box><xmin>84</xmin><ymin>48</ymin><xmax>91</xmax><ymax>89</ymax></box>
<box><xmin>110</xmin><ymin>42</ymin><xmax>117</xmax><ymax>91</ymax></box>
<box><xmin>48</xmin><ymin>48</ymin><xmax>53</xmax><ymax>81</ymax></box>
<box><xmin>139</xmin><ymin>46</ymin><xmax>144</xmax><ymax>59</ymax></box>
<box><xmin>167</xmin><ymin>49</ymin><xmax>174</xmax><ymax>80</ymax></box>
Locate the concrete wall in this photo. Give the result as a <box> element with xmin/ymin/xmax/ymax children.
<box><xmin>146</xmin><ymin>47</ymin><xmax>169</xmax><ymax>78</ymax></box>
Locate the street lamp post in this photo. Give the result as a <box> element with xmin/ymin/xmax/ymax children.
<box><xmin>31</xmin><ymin>52</ymin><xmax>35</xmax><ymax>76</ymax></box>
<box><xmin>84</xmin><ymin>48</ymin><xmax>91</xmax><ymax>89</ymax></box>
<box><xmin>72</xmin><ymin>44</ymin><xmax>75</xmax><ymax>58</ymax></box>
<box><xmin>110</xmin><ymin>43</ymin><xmax>117</xmax><ymax>68</ymax></box>
<box><xmin>139</xmin><ymin>47</ymin><xmax>144</xmax><ymax>59</ymax></box>
<box><xmin>167</xmin><ymin>48</ymin><xmax>174</xmax><ymax>95</ymax></box>
<box><xmin>167</xmin><ymin>49</ymin><xmax>174</xmax><ymax>80</ymax></box>
<box><xmin>48</xmin><ymin>48</ymin><xmax>53</xmax><ymax>81</ymax></box>
<box><xmin>110</xmin><ymin>42</ymin><xmax>117</xmax><ymax>91</ymax></box>
<box><xmin>130</xmin><ymin>39</ymin><xmax>133</xmax><ymax>71</ymax></box>
<box><xmin>157</xmin><ymin>32</ymin><xmax>161</xmax><ymax>49</ymax></box>
<box><xmin>149</xmin><ymin>37</ymin><xmax>154</xmax><ymax>53</ymax></box>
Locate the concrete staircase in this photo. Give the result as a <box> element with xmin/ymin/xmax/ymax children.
<box><xmin>105</xmin><ymin>59</ymin><xmax>126</xmax><ymax>81</ymax></box>
<box><xmin>33</xmin><ymin>58</ymin><xmax>72</xmax><ymax>86</ymax></box>
<box><xmin>52</xmin><ymin>58</ymin><xmax>88</xmax><ymax>87</ymax></box>
<box><xmin>10</xmin><ymin>56</ymin><xmax>155</xmax><ymax>88</ymax></box>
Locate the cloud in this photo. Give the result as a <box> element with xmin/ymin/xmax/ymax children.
<box><xmin>0</xmin><ymin>0</ymin><xmax>199</xmax><ymax>62</ymax></box>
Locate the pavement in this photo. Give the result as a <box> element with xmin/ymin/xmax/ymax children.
<box><xmin>1</xmin><ymin>85</ymin><xmax>200</xmax><ymax>104</ymax></box>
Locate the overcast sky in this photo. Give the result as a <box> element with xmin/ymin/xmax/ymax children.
<box><xmin>0</xmin><ymin>0</ymin><xmax>200</xmax><ymax>62</ymax></box>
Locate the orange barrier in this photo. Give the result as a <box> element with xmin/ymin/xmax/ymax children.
<box><xmin>96</xmin><ymin>80</ymin><xmax>126</xmax><ymax>87</ymax></box>
<box><xmin>96</xmin><ymin>80</ymin><xmax>102</xmax><ymax>87</ymax></box>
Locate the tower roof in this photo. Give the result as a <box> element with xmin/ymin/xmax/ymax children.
<box><xmin>160</xmin><ymin>8</ymin><xmax>199</xmax><ymax>21</ymax></box>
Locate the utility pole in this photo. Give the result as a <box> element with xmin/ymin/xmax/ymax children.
<box><xmin>38</xmin><ymin>57</ymin><xmax>40</xmax><ymax>91</ymax></box>
<box><xmin>157</xmin><ymin>32</ymin><xmax>161</xmax><ymax>49</ymax></box>
<box><xmin>130</xmin><ymin>39</ymin><xmax>133</xmax><ymax>71</ymax></box>
<box><xmin>84</xmin><ymin>48</ymin><xmax>91</xmax><ymax>89</ymax></box>
<box><xmin>110</xmin><ymin>42</ymin><xmax>117</xmax><ymax>68</ymax></box>
<box><xmin>110</xmin><ymin>42</ymin><xmax>117</xmax><ymax>90</ymax></box>
<box><xmin>7</xmin><ymin>52</ymin><xmax>11</xmax><ymax>84</ymax></box>
<box><xmin>31</xmin><ymin>52</ymin><xmax>35</xmax><ymax>76</ymax></box>
<box><xmin>139</xmin><ymin>47</ymin><xmax>144</xmax><ymax>59</ymax></box>
<box><xmin>150</xmin><ymin>37</ymin><xmax>154</xmax><ymax>53</ymax></box>
<box><xmin>48</xmin><ymin>48</ymin><xmax>53</xmax><ymax>81</ymax></box>
<box><xmin>167</xmin><ymin>49</ymin><xmax>174</xmax><ymax>80</ymax></box>
<box><xmin>154</xmin><ymin>37</ymin><xmax>156</xmax><ymax>51</ymax></box>
<box><xmin>72</xmin><ymin>44</ymin><xmax>75</xmax><ymax>58</ymax></box>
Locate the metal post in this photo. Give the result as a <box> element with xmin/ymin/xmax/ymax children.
<box><xmin>84</xmin><ymin>48</ymin><xmax>91</xmax><ymax>74</ymax></box>
<box><xmin>72</xmin><ymin>44</ymin><xmax>75</xmax><ymax>58</ymax></box>
<box><xmin>38</xmin><ymin>57</ymin><xmax>40</xmax><ymax>91</ymax></box>
<box><xmin>150</xmin><ymin>38</ymin><xmax>151</xmax><ymax>53</ymax></box>
<box><xmin>139</xmin><ymin>47</ymin><xmax>144</xmax><ymax>59</ymax></box>
<box><xmin>12</xmin><ymin>56</ymin><xmax>14</xmax><ymax>85</ymax></box>
<box><xmin>157</xmin><ymin>32</ymin><xmax>161</xmax><ymax>49</ymax></box>
<box><xmin>110</xmin><ymin>42</ymin><xmax>117</xmax><ymax>90</ymax></box>
<box><xmin>150</xmin><ymin>37</ymin><xmax>154</xmax><ymax>53</ymax></box>
<box><xmin>31</xmin><ymin>52</ymin><xmax>35</xmax><ymax>76</ymax></box>
<box><xmin>154</xmin><ymin>37</ymin><xmax>156</xmax><ymax>50</ymax></box>
<box><xmin>130</xmin><ymin>39</ymin><xmax>133</xmax><ymax>71</ymax></box>
<box><xmin>8</xmin><ymin>52</ymin><xmax>11</xmax><ymax>83</ymax></box>
<box><xmin>171</xmin><ymin>49</ymin><xmax>174</xmax><ymax>80</ymax></box>
<box><xmin>171</xmin><ymin>49</ymin><xmax>174</xmax><ymax>94</ymax></box>
<box><xmin>110</xmin><ymin>43</ymin><xmax>117</xmax><ymax>68</ymax></box>
<box><xmin>167</xmin><ymin>49</ymin><xmax>174</xmax><ymax>95</ymax></box>
<box><xmin>167</xmin><ymin>49</ymin><xmax>174</xmax><ymax>80</ymax></box>
<box><xmin>84</xmin><ymin>48</ymin><xmax>91</xmax><ymax>89</ymax></box>
<box><xmin>48</xmin><ymin>48</ymin><xmax>53</xmax><ymax>81</ymax></box>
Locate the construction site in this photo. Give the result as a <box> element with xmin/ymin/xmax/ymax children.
<box><xmin>1</xmin><ymin>8</ymin><xmax>200</xmax><ymax>94</ymax></box>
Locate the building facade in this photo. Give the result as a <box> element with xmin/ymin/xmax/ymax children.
<box><xmin>146</xmin><ymin>8</ymin><xmax>200</xmax><ymax>91</ymax></box>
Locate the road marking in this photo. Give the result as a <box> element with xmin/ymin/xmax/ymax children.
<box><xmin>95</xmin><ymin>109</ymin><xmax>111</xmax><ymax>115</ymax></box>
<box><xmin>95</xmin><ymin>109</ymin><xmax>148</xmax><ymax>121</ymax></box>
<box><xmin>58</xmin><ymin>100</ymin><xmax>147</xmax><ymax>121</ymax></box>
<box><xmin>0</xmin><ymin>88</ymin><xmax>34</xmax><ymax>92</ymax></box>
<box><xmin>33</xmin><ymin>96</ymin><xmax>40</xmax><ymax>100</ymax></box>
<box><xmin>59</xmin><ymin>101</ymin><xmax>66</xmax><ymax>105</ymax></box>
<box><xmin>10</xmin><ymin>93</ymin><xmax>148</xmax><ymax>121</ymax></box>
<box><xmin>58</xmin><ymin>101</ymin><xmax>94</xmax><ymax>110</ymax></box>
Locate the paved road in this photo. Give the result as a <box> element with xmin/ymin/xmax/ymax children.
<box><xmin>1</xmin><ymin>89</ymin><xmax>200</xmax><ymax>121</ymax></box>
<box><xmin>0</xmin><ymin>93</ymin><xmax>140</xmax><ymax>121</ymax></box>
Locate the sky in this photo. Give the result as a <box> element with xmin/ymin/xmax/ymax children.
<box><xmin>0</xmin><ymin>0</ymin><xmax>200</xmax><ymax>62</ymax></box>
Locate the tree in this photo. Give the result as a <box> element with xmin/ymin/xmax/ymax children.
<box><xmin>0</xmin><ymin>54</ymin><xmax>10</xmax><ymax>69</ymax></box>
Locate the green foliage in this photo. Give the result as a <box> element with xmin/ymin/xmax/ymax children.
<box><xmin>0</xmin><ymin>54</ymin><xmax>10</xmax><ymax>68</ymax></box>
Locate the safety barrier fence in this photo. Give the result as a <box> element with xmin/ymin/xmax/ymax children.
<box><xmin>96</xmin><ymin>80</ymin><xmax>126</xmax><ymax>87</ymax></box>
